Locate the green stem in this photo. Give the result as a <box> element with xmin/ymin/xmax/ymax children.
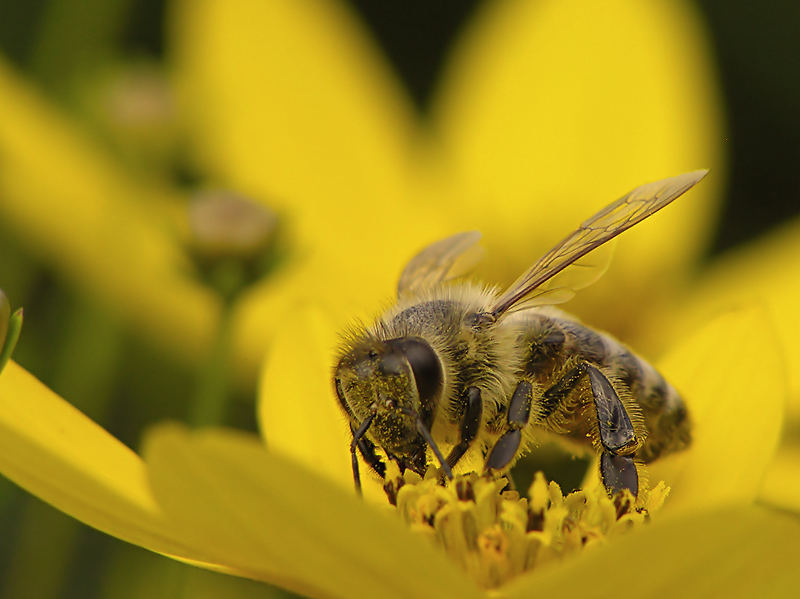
<box><xmin>189</xmin><ymin>302</ymin><xmax>236</xmax><ymax>427</ymax></box>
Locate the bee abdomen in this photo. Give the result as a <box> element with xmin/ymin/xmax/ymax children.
<box><xmin>559</xmin><ymin>321</ymin><xmax>607</xmax><ymax>365</ymax></box>
<box><xmin>519</xmin><ymin>313</ymin><xmax>691</xmax><ymax>463</ymax></box>
<box><xmin>521</xmin><ymin>315</ymin><xmax>615</xmax><ymax>373</ymax></box>
<box><xmin>636</xmin><ymin>368</ymin><xmax>691</xmax><ymax>462</ymax></box>
<box><xmin>603</xmin><ymin>346</ymin><xmax>691</xmax><ymax>463</ymax></box>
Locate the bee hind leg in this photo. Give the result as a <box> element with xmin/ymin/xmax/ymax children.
<box><xmin>600</xmin><ymin>452</ymin><xmax>638</xmax><ymax>497</ymax></box>
<box><xmin>484</xmin><ymin>380</ymin><xmax>534</xmax><ymax>471</ymax></box>
<box><xmin>585</xmin><ymin>365</ymin><xmax>638</xmax><ymax>453</ymax></box>
<box><xmin>584</xmin><ymin>364</ymin><xmax>642</xmax><ymax>496</ymax></box>
<box><xmin>542</xmin><ymin>362</ymin><xmax>640</xmax><ymax>496</ymax></box>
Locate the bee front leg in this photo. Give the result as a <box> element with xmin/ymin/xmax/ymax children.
<box><xmin>349</xmin><ymin>415</ymin><xmax>383</xmax><ymax>495</ymax></box>
<box><xmin>414</xmin><ymin>417</ymin><xmax>454</xmax><ymax>480</ymax></box>
<box><xmin>445</xmin><ymin>387</ymin><xmax>483</xmax><ymax>469</ymax></box>
<box><xmin>354</xmin><ymin>432</ymin><xmax>387</xmax><ymax>478</ymax></box>
<box><xmin>484</xmin><ymin>380</ymin><xmax>534</xmax><ymax>471</ymax></box>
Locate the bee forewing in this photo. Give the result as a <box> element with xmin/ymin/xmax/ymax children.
<box><xmin>502</xmin><ymin>240</ymin><xmax>616</xmax><ymax>313</ymax></box>
<box><xmin>397</xmin><ymin>230</ymin><xmax>484</xmax><ymax>298</ymax></box>
<box><xmin>490</xmin><ymin>169</ymin><xmax>709</xmax><ymax>317</ymax></box>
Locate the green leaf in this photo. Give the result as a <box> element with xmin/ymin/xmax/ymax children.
<box><xmin>0</xmin><ymin>305</ymin><xmax>23</xmax><ymax>375</ymax></box>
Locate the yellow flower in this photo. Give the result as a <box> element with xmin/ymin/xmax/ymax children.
<box><xmin>0</xmin><ymin>303</ymin><xmax>797</xmax><ymax>597</ymax></box>
<box><xmin>0</xmin><ymin>0</ymin><xmax>721</xmax><ymax>385</ymax></box>
<box><xmin>4</xmin><ymin>0</ymin><xmax>799</xmax><ymax>596</ymax></box>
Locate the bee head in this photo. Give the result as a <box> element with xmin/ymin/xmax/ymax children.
<box><xmin>334</xmin><ymin>336</ymin><xmax>443</xmax><ymax>453</ymax></box>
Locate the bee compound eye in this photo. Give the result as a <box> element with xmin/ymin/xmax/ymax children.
<box><xmin>385</xmin><ymin>337</ymin><xmax>443</xmax><ymax>403</ymax></box>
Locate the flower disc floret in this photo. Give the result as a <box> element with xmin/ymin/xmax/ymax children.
<box><xmin>388</xmin><ymin>466</ymin><xmax>669</xmax><ymax>589</ymax></box>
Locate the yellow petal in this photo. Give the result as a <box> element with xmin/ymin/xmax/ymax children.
<box><xmin>258</xmin><ymin>306</ymin><xmax>350</xmax><ymax>482</ymax></box>
<box><xmin>0</xmin><ymin>57</ymin><xmax>217</xmax><ymax>367</ymax></box>
<box><xmin>649</xmin><ymin>306</ymin><xmax>784</xmax><ymax>513</ymax></box>
<box><xmin>503</xmin><ymin>505</ymin><xmax>800</xmax><ymax>598</ymax></box>
<box><xmin>0</xmin><ymin>53</ymin><xmax>435</xmax><ymax>387</ymax></box>
<box><xmin>169</xmin><ymin>0</ymin><xmax>452</xmax><ymax>376</ymax></box>
<box><xmin>258</xmin><ymin>305</ymin><xmax>387</xmax><ymax>500</ymax></box>
<box><xmin>661</xmin><ymin>216</ymin><xmax>800</xmax><ymax>420</ymax></box>
<box><xmin>169</xmin><ymin>0</ymin><xmax>417</xmax><ymax>212</ymax></box>
<box><xmin>233</xmin><ymin>210</ymin><xmax>443</xmax><ymax>383</ymax></box>
<box><xmin>430</xmin><ymin>0</ymin><xmax>723</xmax><ymax>337</ymax></box>
<box><xmin>760</xmin><ymin>444</ymin><xmax>800</xmax><ymax>514</ymax></box>
<box><xmin>0</xmin><ymin>362</ymin><xmax>210</xmax><ymax>563</ymax></box>
<box><xmin>143</xmin><ymin>424</ymin><xmax>484</xmax><ymax>599</ymax></box>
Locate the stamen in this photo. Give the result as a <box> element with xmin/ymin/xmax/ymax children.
<box><xmin>388</xmin><ymin>465</ymin><xmax>670</xmax><ymax>590</ymax></box>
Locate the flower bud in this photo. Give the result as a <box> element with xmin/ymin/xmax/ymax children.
<box><xmin>186</xmin><ymin>190</ymin><xmax>282</xmax><ymax>303</ymax></box>
<box><xmin>189</xmin><ymin>190</ymin><xmax>278</xmax><ymax>260</ymax></box>
<box><xmin>99</xmin><ymin>63</ymin><xmax>177</xmax><ymax>169</ymax></box>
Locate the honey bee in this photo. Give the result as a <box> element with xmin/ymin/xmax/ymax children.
<box><xmin>334</xmin><ymin>171</ymin><xmax>706</xmax><ymax>497</ymax></box>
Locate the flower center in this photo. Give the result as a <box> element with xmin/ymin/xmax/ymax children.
<box><xmin>385</xmin><ymin>467</ymin><xmax>669</xmax><ymax>590</ymax></box>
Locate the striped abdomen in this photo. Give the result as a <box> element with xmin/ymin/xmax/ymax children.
<box><xmin>516</xmin><ymin>309</ymin><xmax>691</xmax><ymax>463</ymax></box>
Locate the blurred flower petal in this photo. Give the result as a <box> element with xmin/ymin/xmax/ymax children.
<box><xmin>169</xmin><ymin>0</ymin><xmax>417</xmax><ymax>212</ymax></box>
<box><xmin>143</xmin><ymin>423</ymin><xmax>483</xmax><ymax>599</ymax></box>
<box><xmin>503</xmin><ymin>505</ymin><xmax>800</xmax><ymax>598</ymax></box>
<box><xmin>258</xmin><ymin>306</ymin><xmax>350</xmax><ymax>482</ymax></box>
<box><xmin>650</xmin><ymin>306</ymin><xmax>784</xmax><ymax>513</ymax></box>
<box><xmin>258</xmin><ymin>305</ymin><xmax>386</xmax><ymax>500</ymax></box>
<box><xmin>0</xmin><ymin>53</ymin><xmax>439</xmax><ymax>386</ymax></box>
<box><xmin>429</xmin><ymin>0</ymin><xmax>724</xmax><ymax>338</ymax></box>
<box><xmin>662</xmin><ymin>216</ymin><xmax>800</xmax><ymax>419</ymax></box>
<box><xmin>0</xmin><ymin>362</ymin><xmax>208</xmax><ymax>563</ymax></box>
<box><xmin>760</xmin><ymin>445</ymin><xmax>800</xmax><ymax>513</ymax></box>
<box><xmin>0</xmin><ymin>57</ymin><xmax>217</xmax><ymax>365</ymax></box>
<box><xmin>169</xmin><ymin>0</ymin><xmax>452</xmax><ymax>376</ymax></box>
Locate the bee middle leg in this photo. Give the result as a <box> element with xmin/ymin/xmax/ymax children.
<box><xmin>445</xmin><ymin>386</ymin><xmax>483</xmax><ymax>469</ymax></box>
<box><xmin>541</xmin><ymin>362</ymin><xmax>640</xmax><ymax>496</ymax></box>
<box><xmin>484</xmin><ymin>380</ymin><xmax>534</xmax><ymax>471</ymax></box>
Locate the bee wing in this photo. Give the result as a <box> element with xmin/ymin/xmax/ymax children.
<box><xmin>397</xmin><ymin>230</ymin><xmax>483</xmax><ymax>298</ymax></box>
<box><xmin>489</xmin><ymin>170</ymin><xmax>709</xmax><ymax>317</ymax></box>
<box><xmin>500</xmin><ymin>240</ymin><xmax>617</xmax><ymax>312</ymax></box>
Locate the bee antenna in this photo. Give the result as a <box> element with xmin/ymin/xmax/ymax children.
<box><xmin>350</xmin><ymin>414</ymin><xmax>375</xmax><ymax>496</ymax></box>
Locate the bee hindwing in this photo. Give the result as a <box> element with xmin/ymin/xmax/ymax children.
<box><xmin>397</xmin><ymin>230</ymin><xmax>484</xmax><ymax>298</ymax></box>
